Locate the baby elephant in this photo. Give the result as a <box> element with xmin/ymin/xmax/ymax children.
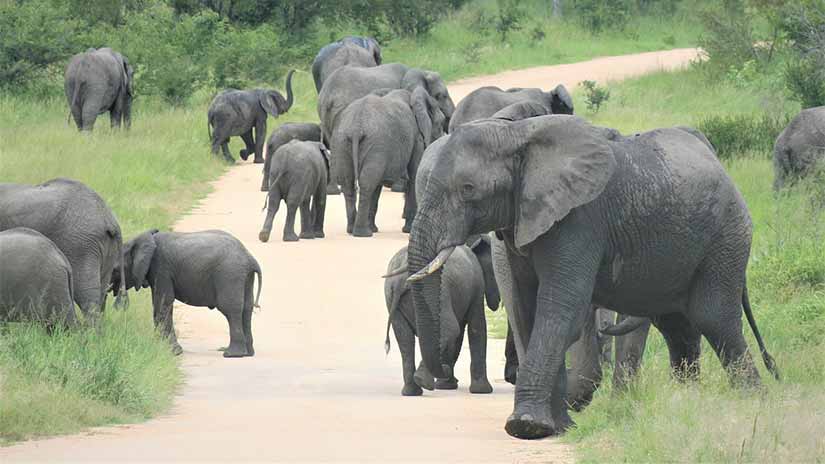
<box><xmin>0</xmin><ymin>228</ymin><xmax>76</xmax><ymax>328</ymax></box>
<box><xmin>259</xmin><ymin>140</ymin><xmax>329</xmax><ymax>243</ymax></box>
<box><xmin>261</xmin><ymin>122</ymin><xmax>323</xmax><ymax>192</ymax></box>
<box><xmin>383</xmin><ymin>235</ymin><xmax>500</xmax><ymax>396</ymax></box>
<box><xmin>112</xmin><ymin>229</ymin><xmax>261</xmax><ymax>357</ymax></box>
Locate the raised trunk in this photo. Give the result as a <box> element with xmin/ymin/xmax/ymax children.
<box><xmin>284</xmin><ymin>70</ymin><xmax>295</xmax><ymax>112</ymax></box>
<box><xmin>408</xmin><ymin>212</ymin><xmax>447</xmax><ymax>379</ymax></box>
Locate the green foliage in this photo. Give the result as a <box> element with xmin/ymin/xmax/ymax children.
<box><xmin>579</xmin><ymin>80</ymin><xmax>611</xmax><ymax>113</ymax></box>
<box><xmin>572</xmin><ymin>0</ymin><xmax>633</xmax><ymax>32</ymax></box>
<box><xmin>494</xmin><ymin>0</ymin><xmax>525</xmax><ymax>42</ymax></box>
<box><xmin>696</xmin><ymin>113</ymin><xmax>791</xmax><ymax>160</ymax></box>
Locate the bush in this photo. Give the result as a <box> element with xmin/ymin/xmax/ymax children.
<box><xmin>580</xmin><ymin>80</ymin><xmax>611</xmax><ymax>113</ymax></box>
<box><xmin>495</xmin><ymin>0</ymin><xmax>524</xmax><ymax>42</ymax></box>
<box><xmin>696</xmin><ymin>113</ymin><xmax>792</xmax><ymax>159</ymax></box>
<box><xmin>572</xmin><ymin>0</ymin><xmax>633</xmax><ymax>33</ymax></box>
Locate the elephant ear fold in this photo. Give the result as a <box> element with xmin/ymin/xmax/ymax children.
<box><xmin>131</xmin><ymin>231</ymin><xmax>157</xmax><ymax>291</ymax></box>
<box><xmin>550</xmin><ymin>84</ymin><xmax>574</xmax><ymax>115</ymax></box>
<box><xmin>513</xmin><ymin>115</ymin><xmax>615</xmax><ymax>250</ymax></box>
<box><xmin>411</xmin><ymin>87</ymin><xmax>434</xmax><ymax>145</ymax></box>
<box><xmin>260</xmin><ymin>91</ymin><xmax>286</xmax><ymax>118</ymax></box>
<box><xmin>492</xmin><ymin>101</ymin><xmax>549</xmax><ymax>121</ymax></box>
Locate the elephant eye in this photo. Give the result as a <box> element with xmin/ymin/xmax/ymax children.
<box><xmin>462</xmin><ymin>183</ymin><xmax>475</xmax><ymax>197</ymax></box>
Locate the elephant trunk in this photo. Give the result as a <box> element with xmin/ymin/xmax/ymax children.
<box><xmin>114</xmin><ymin>236</ymin><xmax>129</xmax><ymax>310</ymax></box>
<box><xmin>408</xmin><ymin>210</ymin><xmax>447</xmax><ymax>379</ymax></box>
<box><xmin>284</xmin><ymin>69</ymin><xmax>295</xmax><ymax>112</ymax></box>
<box><xmin>600</xmin><ymin>315</ymin><xmax>648</xmax><ymax>336</ymax></box>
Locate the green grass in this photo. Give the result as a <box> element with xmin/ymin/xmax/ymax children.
<box><xmin>558</xmin><ymin>67</ymin><xmax>825</xmax><ymax>463</ymax></box>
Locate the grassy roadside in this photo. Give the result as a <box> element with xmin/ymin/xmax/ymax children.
<box><xmin>549</xmin><ymin>68</ymin><xmax>825</xmax><ymax>462</ymax></box>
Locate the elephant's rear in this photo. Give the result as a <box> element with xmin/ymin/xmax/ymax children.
<box><xmin>773</xmin><ymin>106</ymin><xmax>825</xmax><ymax>189</ymax></box>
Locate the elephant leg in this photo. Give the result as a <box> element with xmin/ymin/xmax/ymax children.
<box><xmin>352</xmin><ymin>184</ymin><xmax>377</xmax><ymax>237</ymax></box>
<box><xmin>653</xmin><ymin>312</ymin><xmax>702</xmax><ymax>382</ymax></box>
<box><xmin>368</xmin><ymin>186</ymin><xmax>381</xmax><ymax>233</ymax></box>
<box><xmin>261</xmin><ymin>152</ymin><xmax>272</xmax><ymax>192</ymax></box>
<box><xmin>402</xmin><ymin>176</ymin><xmax>417</xmax><ymax>234</ymax></box>
<box><xmin>299</xmin><ymin>198</ymin><xmax>315</xmax><ymax>239</ymax></box>
<box><xmin>259</xmin><ymin>187</ymin><xmax>282</xmax><ymax>243</ymax></box>
<box><xmin>504</xmin><ymin>324</ymin><xmax>519</xmax><ymax>384</ymax></box>
<box><xmin>219</xmin><ymin>304</ymin><xmax>248</xmax><ymax>358</ymax></box>
<box><xmin>151</xmin><ymin>283</ymin><xmax>182</xmax><ymax>355</ymax></box>
<box><xmin>123</xmin><ymin>96</ymin><xmax>132</xmax><ymax>130</ymax></box>
<box><xmin>243</xmin><ymin>273</ymin><xmax>255</xmax><ymax>356</ymax></box>
<box><xmin>686</xmin><ymin>267</ymin><xmax>760</xmax><ymax>386</ymax></box>
<box><xmin>221</xmin><ymin>141</ymin><xmax>235</xmax><ymax>164</ymax></box>
<box><xmin>283</xmin><ymin>201</ymin><xmax>300</xmax><ymax>242</ymax></box>
<box><xmin>392</xmin><ymin>312</ymin><xmax>422</xmax><ymax>396</ymax></box>
<box><xmin>253</xmin><ymin>120</ymin><xmax>266</xmax><ymax>164</ymax></box>
<box><xmin>342</xmin><ymin>185</ymin><xmax>357</xmax><ymax>234</ymax></box>
<box><xmin>311</xmin><ymin>182</ymin><xmax>327</xmax><ymax>238</ymax></box>
<box><xmin>467</xmin><ymin>298</ymin><xmax>493</xmax><ymax>394</ymax></box>
<box><xmin>72</xmin><ymin>260</ymin><xmax>104</xmax><ymax>318</ymax></box>
<box><xmin>435</xmin><ymin>301</ymin><xmax>461</xmax><ymax>390</ymax></box>
<box><xmin>81</xmin><ymin>104</ymin><xmax>99</xmax><ymax>131</ymax></box>
<box><xmin>239</xmin><ymin>129</ymin><xmax>254</xmax><ymax>162</ymax></box>
<box><xmin>566</xmin><ymin>306</ymin><xmax>602</xmax><ymax>411</ymax></box>
<box><xmin>110</xmin><ymin>107</ymin><xmax>122</xmax><ymax>129</ymax></box>
<box><xmin>326</xmin><ymin>177</ymin><xmax>341</xmax><ymax>195</ymax></box>
<box><xmin>612</xmin><ymin>314</ymin><xmax>651</xmax><ymax>391</ymax></box>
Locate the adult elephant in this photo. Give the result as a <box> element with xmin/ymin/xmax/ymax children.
<box><xmin>208</xmin><ymin>70</ymin><xmax>294</xmax><ymax>164</ymax></box>
<box><xmin>65</xmin><ymin>47</ymin><xmax>133</xmax><ymax>131</ymax></box>
<box><xmin>317</xmin><ymin>63</ymin><xmax>455</xmax><ymax>147</ymax></box>
<box><xmin>448</xmin><ymin>84</ymin><xmax>573</xmax><ymax>131</ymax></box>
<box><xmin>312</xmin><ymin>36</ymin><xmax>381</xmax><ymax>93</ymax></box>
<box><xmin>331</xmin><ymin>88</ymin><xmax>446</xmax><ymax>236</ymax></box>
<box><xmin>773</xmin><ymin>106</ymin><xmax>825</xmax><ymax>190</ymax></box>
<box><xmin>406</xmin><ymin>114</ymin><xmax>779</xmax><ymax>439</ymax></box>
<box><xmin>0</xmin><ymin>178</ymin><xmax>127</xmax><ymax>317</ymax></box>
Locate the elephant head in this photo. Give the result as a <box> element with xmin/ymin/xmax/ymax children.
<box><xmin>491</xmin><ymin>101</ymin><xmax>550</xmax><ymax>121</ymax></box>
<box><xmin>112</xmin><ymin>229</ymin><xmax>159</xmax><ymax>293</ymax></box>
<box><xmin>411</xmin><ymin>87</ymin><xmax>447</xmax><ymax>145</ymax></box>
<box><xmin>407</xmin><ymin>115</ymin><xmax>615</xmax><ymax>377</ymax></box>
<box><xmin>467</xmin><ymin>234</ymin><xmax>500</xmax><ymax>311</ymax></box>
<box><xmin>402</xmin><ymin>69</ymin><xmax>455</xmax><ymax>125</ymax></box>
<box><xmin>548</xmin><ymin>84</ymin><xmax>574</xmax><ymax>115</ymax></box>
<box><xmin>257</xmin><ymin>70</ymin><xmax>295</xmax><ymax>117</ymax></box>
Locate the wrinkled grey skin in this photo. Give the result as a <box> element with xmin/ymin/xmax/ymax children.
<box><xmin>0</xmin><ymin>178</ymin><xmax>127</xmax><ymax>317</ymax></box>
<box><xmin>331</xmin><ymin>88</ymin><xmax>446</xmax><ymax>237</ymax></box>
<box><xmin>261</xmin><ymin>123</ymin><xmax>323</xmax><ymax>192</ymax></box>
<box><xmin>111</xmin><ymin>230</ymin><xmax>261</xmax><ymax>357</ymax></box>
<box><xmin>407</xmin><ymin>114</ymin><xmax>779</xmax><ymax>439</ymax></box>
<box><xmin>0</xmin><ymin>228</ymin><xmax>77</xmax><ymax>328</ymax></box>
<box><xmin>208</xmin><ymin>70</ymin><xmax>295</xmax><ymax>164</ymax></box>
<box><xmin>318</xmin><ymin>63</ymin><xmax>455</xmax><ymax>148</ymax></box>
<box><xmin>312</xmin><ymin>38</ymin><xmax>381</xmax><ymax>93</ymax></box>
<box><xmin>65</xmin><ymin>47</ymin><xmax>133</xmax><ymax>131</ymax></box>
<box><xmin>259</xmin><ymin>140</ymin><xmax>329</xmax><ymax>243</ymax></box>
<box><xmin>773</xmin><ymin>106</ymin><xmax>825</xmax><ymax>190</ymax></box>
<box><xmin>448</xmin><ymin>85</ymin><xmax>573</xmax><ymax>131</ymax></box>
<box><xmin>383</xmin><ymin>236</ymin><xmax>500</xmax><ymax>396</ymax></box>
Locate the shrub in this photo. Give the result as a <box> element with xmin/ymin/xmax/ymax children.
<box><xmin>572</xmin><ymin>0</ymin><xmax>633</xmax><ymax>33</ymax></box>
<box><xmin>580</xmin><ymin>80</ymin><xmax>611</xmax><ymax>113</ymax></box>
<box><xmin>495</xmin><ymin>0</ymin><xmax>524</xmax><ymax>42</ymax></box>
<box><xmin>696</xmin><ymin>113</ymin><xmax>792</xmax><ymax>159</ymax></box>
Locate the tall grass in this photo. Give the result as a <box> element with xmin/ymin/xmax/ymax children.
<box><xmin>562</xmin><ymin>67</ymin><xmax>825</xmax><ymax>463</ymax></box>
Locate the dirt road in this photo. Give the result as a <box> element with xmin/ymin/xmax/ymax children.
<box><xmin>4</xmin><ymin>48</ymin><xmax>699</xmax><ymax>463</ymax></box>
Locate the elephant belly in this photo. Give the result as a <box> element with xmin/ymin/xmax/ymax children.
<box><xmin>173</xmin><ymin>282</ymin><xmax>217</xmax><ymax>309</ymax></box>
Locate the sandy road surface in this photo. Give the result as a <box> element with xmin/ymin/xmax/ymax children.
<box><xmin>4</xmin><ymin>48</ymin><xmax>699</xmax><ymax>463</ymax></box>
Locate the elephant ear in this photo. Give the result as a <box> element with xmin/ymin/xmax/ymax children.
<box><xmin>492</xmin><ymin>101</ymin><xmax>549</xmax><ymax>121</ymax></box>
<box><xmin>260</xmin><ymin>91</ymin><xmax>287</xmax><ymax>118</ymax></box>
<box><xmin>411</xmin><ymin>87</ymin><xmax>434</xmax><ymax>145</ymax></box>
<box><xmin>401</xmin><ymin>68</ymin><xmax>427</xmax><ymax>93</ymax></box>
<box><xmin>549</xmin><ymin>84</ymin><xmax>574</xmax><ymax>115</ymax></box>
<box><xmin>315</xmin><ymin>142</ymin><xmax>331</xmax><ymax>176</ymax></box>
<box><xmin>511</xmin><ymin>116</ymin><xmax>615</xmax><ymax>249</ymax></box>
<box><xmin>120</xmin><ymin>54</ymin><xmax>133</xmax><ymax>96</ymax></box>
<box><xmin>131</xmin><ymin>229</ymin><xmax>158</xmax><ymax>291</ymax></box>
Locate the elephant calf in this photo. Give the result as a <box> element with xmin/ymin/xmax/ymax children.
<box><xmin>112</xmin><ymin>230</ymin><xmax>262</xmax><ymax>357</ymax></box>
<box><xmin>383</xmin><ymin>236</ymin><xmax>500</xmax><ymax>396</ymax></box>
<box><xmin>0</xmin><ymin>228</ymin><xmax>77</xmax><ymax>328</ymax></box>
<box><xmin>259</xmin><ymin>140</ymin><xmax>329</xmax><ymax>243</ymax></box>
<box><xmin>261</xmin><ymin>122</ymin><xmax>323</xmax><ymax>192</ymax></box>
<box><xmin>773</xmin><ymin>106</ymin><xmax>825</xmax><ymax>190</ymax></box>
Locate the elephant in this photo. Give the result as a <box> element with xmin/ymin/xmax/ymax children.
<box><xmin>383</xmin><ymin>235</ymin><xmax>500</xmax><ymax>396</ymax></box>
<box><xmin>259</xmin><ymin>140</ymin><xmax>329</xmax><ymax>243</ymax></box>
<box><xmin>773</xmin><ymin>106</ymin><xmax>825</xmax><ymax>190</ymax></box>
<box><xmin>331</xmin><ymin>87</ymin><xmax>446</xmax><ymax>237</ymax></box>
<box><xmin>405</xmin><ymin>113</ymin><xmax>780</xmax><ymax>439</ymax></box>
<box><xmin>317</xmin><ymin>63</ymin><xmax>455</xmax><ymax>148</ymax></box>
<box><xmin>260</xmin><ymin>123</ymin><xmax>323</xmax><ymax>192</ymax></box>
<box><xmin>312</xmin><ymin>37</ymin><xmax>381</xmax><ymax>93</ymax></box>
<box><xmin>0</xmin><ymin>227</ymin><xmax>77</xmax><ymax>329</ymax></box>
<box><xmin>208</xmin><ymin>70</ymin><xmax>295</xmax><ymax>164</ymax></box>
<box><xmin>0</xmin><ymin>178</ymin><xmax>127</xmax><ymax>317</ymax></box>
<box><xmin>111</xmin><ymin>229</ymin><xmax>261</xmax><ymax>357</ymax></box>
<box><xmin>448</xmin><ymin>84</ymin><xmax>573</xmax><ymax>131</ymax></box>
<box><xmin>64</xmin><ymin>47</ymin><xmax>133</xmax><ymax>131</ymax></box>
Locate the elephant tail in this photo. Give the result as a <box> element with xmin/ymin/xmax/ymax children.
<box><xmin>384</xmin><ymin>282</ymin><xmax>408</xmax><ymax>354</ymax></box>
<box><xmin>68</xmin><ymin>78</ymin><xmax>84</xmax><ymax>129</ymax></box>
<box><xmin>352</xmin><ymin>135</ymin><xmax>361</xmax><ymax>192</ymax></box>
<box><xmin>207</xmin><ymin>113</ymin><xmax>213</xmax><ymax>141</ymax></box>
<box><xmin>252</xmin><ymin>263</ymin><xmax>263</xmax><ymax>308</ymax></box>
<box><xmin>742</xmin><ymin>283</ymin><xmax>780</xmax><ymax>381</ymax></box>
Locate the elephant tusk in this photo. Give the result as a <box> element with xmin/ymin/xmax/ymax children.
<box><xmin>407</xmin><ymin>247</ymin><xmax>455</xmax><ymax>283</ymax></box>
<box><xmin>382</xmin><ymin>266</ymin><xmax>408</xmax><ymax>278</ymax></box>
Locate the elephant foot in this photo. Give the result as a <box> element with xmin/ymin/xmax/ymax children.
<box><xmin>346</xmin><ymin>224</ymin><xmax>354</xmax><ymax>234</ymax></box>
<box><xmin>260</xmin><ymin>181</ymin><xmax>269</xmax><ymax>192</ymax></box>
<box><xmin>223</xmin><ymin>156</ymin><xmax>236</xmax><ymax>164</ymax></box>
<box><xmin>259</xmin><ymin>230</ymin><xmax>272</xmax><ymax>243</ymax></box>
<box><xmin>245</xmin><ymin>343</ymin><xmax>255</xmax><ymax>357</ymax></box>
<box><xmin>390</xmin><ymin>179</ymin><xmax>407</xmax><ymax>193</ymax></box>
<box><xmin>253</xmin><ymin>157</ymin><xmax>264</xmax><ymax>164</ymax></box>
<box><xmin>435</xmin><ymin>377</ymin><xmax>459</xmax><ymax>390</ymax></box>
<box><xmin>505</xmin><ymin>409</ymin><xmax>556</xmax><ymax>440</ymax></box>
<box><xmin>402</xmin><ymin>223</ymin><xmax>411</xmax><ymax>234</ymax></box>
<box><xmin>239</xmin><ymin>149</ymin><xmax>250</xmax><ymax>161</ymax></box>
<box><xmin>371</xmin><ymin>223</ymin><xmax>379</xmax><ymax>233</ymax></box>
<box><xmin>327</xmin><ymin>185</ymin><xmax>341</xmax><ymax>195</ymax></box>
<box><xmin>314</xmin><ymin>230</ymin><xmax>325</xmax><ymax>239</ymax></box>
<box><xmin>402</xmin><ymin>383</ymin><xmax>423</xmax><ymax>396</ymax></box>
<box><xmin>223</xmin><ymin>343</ymin><xmax>248</xmax><ymax>358</ymax></box>
<box><xmin>414</xmin><ymin>366</ymin><xmax>435</xmax><ymax>391</ymax></box>
<box><xmin>352</xmin><ymin>227</ymin><xmax>373</xmax><ymax>238</ymax></box>
<box><xmin>300</xmin><ymin>231</ymin><xmax>316</xmax><ymax>240</ymax></box>
<box><xmin>171</xmin><ymin>342</ymin><xmax>184</xmax><ymax>356</ymax></box>
<box><xmin>504</xmin><ymin>364</ymin><xmax>518</xmax><ymax>385</ymax></box>
<box><xmin>283</xmin><ymin>232</ymin><xmax>299</xmax><ymax>242</ymax></box>
<box><xmin>470</xmin><ymin>378</ymin><xmax>493</xmax><ymax>394</ymax></box>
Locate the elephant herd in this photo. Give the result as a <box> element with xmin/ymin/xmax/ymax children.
<box><xmin>7</xmin><ymin>35</ymin><xmax>825</xmax><ymax>442</ymax></box>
